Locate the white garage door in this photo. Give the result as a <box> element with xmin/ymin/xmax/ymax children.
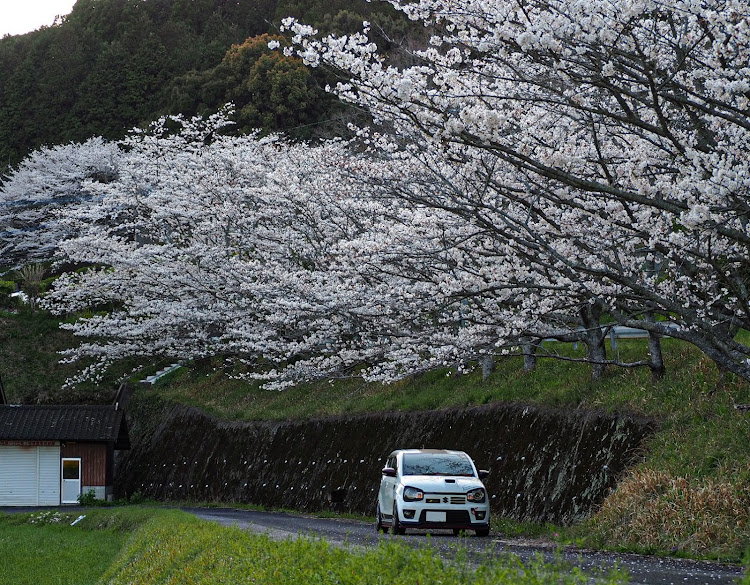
<box><xmin>0</xmin><ymin>445</ymin><xmax>61</xmax><ymax>506</ymax></box>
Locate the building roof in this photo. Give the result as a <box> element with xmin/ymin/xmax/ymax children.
<box><xmin>0</xmin><ymin>405</ymin><xmax>129</xmax><ymax>448</ymax></box>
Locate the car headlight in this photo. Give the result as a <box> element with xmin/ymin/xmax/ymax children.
<box><xmin>403</xmin><ymin>486</ymin><xmax>424</xmax><ymax>501</ymax></box>
<box><xmin>466</xmin><ymin>488</ymin><xmax>486</xmax><ymax>503</ymax></box>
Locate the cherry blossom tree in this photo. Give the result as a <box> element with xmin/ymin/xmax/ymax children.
<box><xmin>32</xmin><ymin>113</ymin><xmax>561</xmax><ymax>387</ymax></box>
<box><xmin>0</xmin><ymin>138</ymin><xmax>120</xmax><ymax>271</ymax></box>
<box><xmin>281</xmin><ymin>0</ymin><xmax>750</xmax><ymax>381</ymax></box>
<box><xmin>38</xmin><ymin>113</ymin><xmax>420</xmax><ymax>387</ymax></box>
<box><xmin>22</xmin><ymin>111</ymin><xmax>665</xmax><ymax>387</ymax></box>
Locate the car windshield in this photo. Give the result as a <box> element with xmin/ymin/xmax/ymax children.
<box><xmin>401</xmin><ymin>452</ymin><xmax>475</xmax><ymax>476</ymax></box>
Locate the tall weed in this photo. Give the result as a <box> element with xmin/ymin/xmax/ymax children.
<box><xmin>588</xmin><ymin>469</ymin><xmax>750</xmax><ymax>560</ymax></box>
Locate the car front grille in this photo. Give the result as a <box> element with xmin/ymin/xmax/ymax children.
<box><xmin>425</xmin><ymin>495</ymin><xmax>466</xmax><ymax>505</ymax></box>
<box><xmin>419</xmin><ymin>510</ymin><xmax>471</xmax><ymax>524</ymax></box>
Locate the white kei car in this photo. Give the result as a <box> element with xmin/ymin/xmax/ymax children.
<box><xmin>376</xmin><ymin>449</ymin><xmax>490</xmax><ymax>536</ymax></box>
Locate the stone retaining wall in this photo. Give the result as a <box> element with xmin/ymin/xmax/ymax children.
<box><xmin>115</xmin><ymin>400</ymin><xmax>655</xmax><ymax>524</ymax></box>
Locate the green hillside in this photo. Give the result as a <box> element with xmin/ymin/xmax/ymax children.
<box><xmin>0</xmin><ymin>310</ymin><xmax>120</xmax><ymax>404</ymax></box>
<box><xmin>1</xmin><ymin>305</ymin><xmax>748</xmax><ymax>561</ymax></box>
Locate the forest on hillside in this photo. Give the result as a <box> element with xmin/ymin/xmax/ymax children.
<box><xmin>0</xmin><ymin>0</ymin><xmax>410</xmax><ymax>174</ymax></box>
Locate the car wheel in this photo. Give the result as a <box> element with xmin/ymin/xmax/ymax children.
<box><xmin>392</xmin><ymin>503</ymin><xmax>406</xmax><ymax>535</ymax></box>
<box><xmin>475</xmin><ymin>527</ymin><xmax>490</xmax><ymax>537</ymax></box>
<box><xmin>376</xmin><ymin>503</ymin><xmax>389</xmax><ymax>534</ymax></box>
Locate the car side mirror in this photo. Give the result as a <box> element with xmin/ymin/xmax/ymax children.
<box><xmin>381</xmin><ymin>467</ymin><xmax>397</xmax><ymax>477</ymax></box>
<box><xmin>478</xmin><ymin>469</ymin><xmax>490</xmax><ymax>480</ymax></box>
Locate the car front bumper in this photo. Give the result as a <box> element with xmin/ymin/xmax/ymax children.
<box><xmin>397</xmin><ymin>504</ymin><xmax>489</xmax><ymax>530</ymax></box>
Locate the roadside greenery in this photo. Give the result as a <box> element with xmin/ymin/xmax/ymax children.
<box><xmin>100</xmin><ymin>511</ymin><xmax>628</xmax><ymax>585</ymax></box>
<box><xmin>135</xmin><ymin>335</ymin><xmax>750</xmax><ymax>561</ymax></box>
<box><xmin>586</xmin><ymin>470</ymin><xmax>749</xmax><ymax>559</ymax></box>
<box><xmin>0</xmin><ymin>508</ymin><xmax>628</xmax><ymax>585</ymax></box>
<box><xmin>0</xmin><ymin>507</ymin><xmax>158</xmax><ymax>585</ymax></box>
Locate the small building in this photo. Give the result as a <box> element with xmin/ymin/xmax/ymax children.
<box><xmin>0</xmin><ymin>404</ymin><xmax>130</xmax><ymax>506</ymax></box>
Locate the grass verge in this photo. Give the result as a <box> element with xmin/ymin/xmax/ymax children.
<box><xmin>101</xmin><ymin>512</ymin><xmax>628</xmax><ymax>585</ymax></box>
<box><xmin>145</xmin><ymin>337</ymin><xmax>750</xmax><ymax>430</ymax></box>
<box><xmin>0</xmin><ymin>506</ymin><xmax>630</xmax><ymax>585</ymax></box>
<box><xmin>0</xmin><ymin>507</ymin><xmax>164</xmax><ymax>585</ymax></box>
<box><xmin>586</xmin><ymin>469</ymin><xmax>749</xmax><ymax>559</ymax></box>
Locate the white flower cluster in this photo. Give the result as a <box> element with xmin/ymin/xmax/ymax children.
<box><xmin>28</xmin><ymin>511</ymin><xmax>71</xmax><ymax>525</ymax></box>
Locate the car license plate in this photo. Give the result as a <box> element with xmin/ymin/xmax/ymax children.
<box><xmin>426</xmin><ymin>511</ymin><xmax>446</xmax><ymax>522</ymax></box>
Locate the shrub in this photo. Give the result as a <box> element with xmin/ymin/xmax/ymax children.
<box><xmin>78</xmin><ymin>490</ymin><xmax>98</xmax><ymax>506</ymax></box>
<box><xmin>39</xmin><ymin>275</ymin><xmax>58</xmax><ymax>294</ymax></box>
<box><xmin>128</xmin><ymin>491</ymin><xmax>145</xmax><ymax>505</ymax></box>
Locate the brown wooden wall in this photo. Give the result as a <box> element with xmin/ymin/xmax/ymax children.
<box><xmin>61</xmin><ymin>442</ymin><xmax>112</xmax><ymax>486</ymax></box>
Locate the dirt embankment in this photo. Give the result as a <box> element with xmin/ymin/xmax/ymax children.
<box><xmin>116</xmin><ymin>400</ymin><xmax>655</xmax><ymax>524</ymax></box>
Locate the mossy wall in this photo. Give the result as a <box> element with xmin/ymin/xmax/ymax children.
<box><xmin>115</xmin><ymin>401</ymin><xmax>655</xmax><ymax>524</ymax></box>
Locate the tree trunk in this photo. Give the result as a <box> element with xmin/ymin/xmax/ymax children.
<box><xmin>644</xmin><ymin>311</ymin><xmax>666</xmax><ymax>381</ymax></box>
<box><xmin>648</xmin><ymin>331</ymin><xmax>665</xmax><ymax>381</ymax></box>
<box><xmin>193</xmin><ymin>356</ymin><xmax>213</xmax><ymax>372</ymax></box>
<box><xmin>713</xmin><ymin>363</ymin><xmax>729</xmax><ymax>395</ymax></box>
<box><xmin>522</xmin><ymin>338</ymin><xmax>539</xmax><ymax>372</ymax></box>
<box><xmin>580</xmin><ymin>301</ymin><xmax>607</xmax><ymax>380</ymax></box>
<box><xmin>480</xmin><ymin>354</ymin><xmax>495</xmax><ymax>381</ymax></box>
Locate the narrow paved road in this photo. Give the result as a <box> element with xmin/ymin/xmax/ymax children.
<box><xmin>185</xmin><ymin>507</ymin><xmax>745</xmax><ymax>585</ymax></box>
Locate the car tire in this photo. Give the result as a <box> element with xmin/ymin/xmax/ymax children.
<box><xmin>475</xmin><ymin>527</ymin><xmax>490</xmax><ymax>537</ymax></box>
<box><xmin>392</xmin><ymin>503</ymin><xmax>406</xmax><ymax>535</ymax></box>
<box><xmin>376</xmin><ymin>503</ymin><xmax>389</xmax><ymax>534</ymax></box>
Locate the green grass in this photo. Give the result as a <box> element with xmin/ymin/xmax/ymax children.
<box><xmin>0</xmin><ymin>507</ymin><xmax>629</xmax><ymax>584</ymax></box>
<box><xmin>0</xmin><ymin>507</ymin><xmax>162</xmax><ymax>585</ymax></box>
<box><xmin>0</xmin><ymin>507</ymin><xmax>746</xmax><ymax>585</ymax></box>
<box><xmin>101</xmin><ymin>511</ymin><xmax>628</xmax><ymax>585</ymax></box>
<box><xmin>147</xmin><ymin>337</ymin><xmax>749</xmax><ymax>427</ymax></box>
